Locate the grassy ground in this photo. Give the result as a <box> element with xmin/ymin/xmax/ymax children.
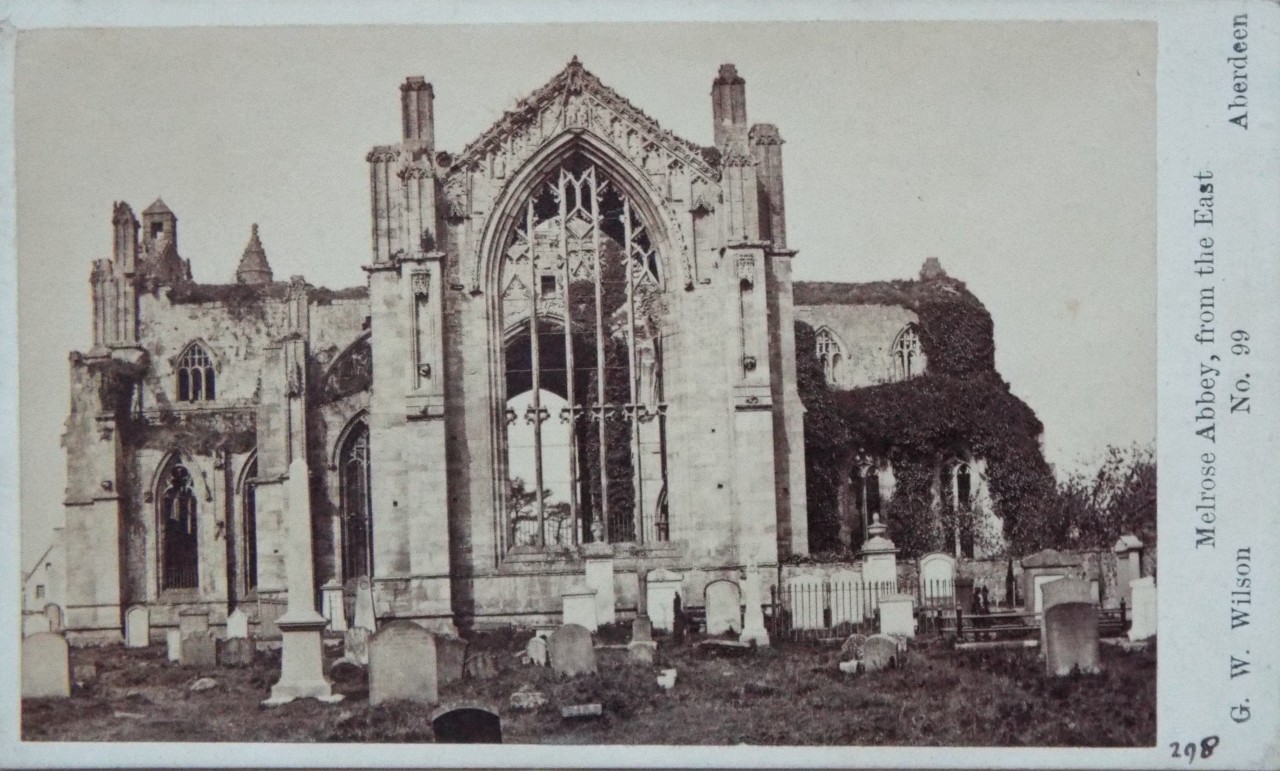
<box><xmin>22</xmin><ymin>629</ymin><xmax>1155</xmax><ymax>746</ymax></box>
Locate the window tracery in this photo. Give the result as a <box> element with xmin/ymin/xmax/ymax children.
<box><xmin>892</xmin><ymin>323</ymin><xmax>922</xmax><ymax>381</ymax></box>
<box><xmin>176</xmin><ymin>342</ymin><xmax>216</xmax><ymax>402</ymax></box>
<box><xmin>815</xmin><ymin>327</ymin><xmax>843</xmax><ymax>386</ymax></box>
<box><xmin>941</xmin><ymin>458</ymin><xmax>975</xmax><ymax>558</ymax></box>
<box><xmin>499</xmin><ymin>153</ymin><xmax>669</xmax><ymax>548</ymax></box>
<box><xmin>340</xmin><ymin>420</ymin><xmax>373</xmax><ymax>581</ymax></box>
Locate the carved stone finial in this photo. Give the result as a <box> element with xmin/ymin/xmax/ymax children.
<box><xmin>920</xmin><ymin>257</ymin><xmax>947</xmax><ymax>281</ymax></box>
<box><xmin>236</xmin><ymin>223</ymin><xmax>273</xmax><ymax>285</ymax></box>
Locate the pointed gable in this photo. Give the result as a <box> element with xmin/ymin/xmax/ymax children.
<box><xmin>449</xmin><ymin>57</ymin><xmax>719</xmax><ymax>183</ymax></box>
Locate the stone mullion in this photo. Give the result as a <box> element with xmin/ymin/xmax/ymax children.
<box><xmin>559</xmin><ymin>170</ymin><xmax>579</xmax><ymax>545</ymax></box>
<box><xmin>526</xmin><ymin>199</ymin><xmax>546</xmax><ymax>548</ymax></box>
<box><xmin>623</xmin><ymin>198</ymin><xmax>644</xmax><ymax>544</ymax></box>
<box><xmin>589</xmin><ymin>167</ymin><xmax>610</xmax><ymax>541</ymax></box>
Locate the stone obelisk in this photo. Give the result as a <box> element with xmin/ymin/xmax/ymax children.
<box><xmin>264</xmin><ymin>456</ymin><xmax>342</xmax><ymax>705</ymax></box>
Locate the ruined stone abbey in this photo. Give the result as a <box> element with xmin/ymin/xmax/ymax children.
<box><xmin>58</xmin><ymin>60</ymin><xmax>1017</xmax><ymax>641</ymax></box>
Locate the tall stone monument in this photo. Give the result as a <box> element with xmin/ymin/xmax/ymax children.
<box><xmin>738</xmin><ymin>559</ymin><xmax>770</xmax><ymax>647</ymax></box>
<box><xmin>263</xmin><ymin>456</ymin><xmax>342</xmax><ymax>705</ymax></box>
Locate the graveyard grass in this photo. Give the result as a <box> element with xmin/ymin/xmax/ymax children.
<box><xmin>23</xmin><ymin>628</ymin><xmax>1155</xmax><ymax>746</ymax></box>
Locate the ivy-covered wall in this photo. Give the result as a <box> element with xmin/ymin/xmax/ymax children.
<box><xmin>795</xmin><ymin>274</ymin><xmax>1054</xmax><ymax>559</ymax></box>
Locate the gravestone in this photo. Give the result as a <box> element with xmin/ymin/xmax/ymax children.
<box><xmin>1128</xmin><ymin>577</ymin><xmax>1156</xmax><ymax>641</ymax></box>
<box><xmin>44</xmin><ymin>603</ymin><xmax>65</xmax><ymax>634</ymax></box>
<box><xmin>861</xmin><ymin>634</ymin><xmax>899</xmax><ymax>672</ymax></box>
<box><xmin>179</xmin><ymin>609</ymin><xmax>210</xmax><ymax>637</ymax></box>
<box><xmin>783</xmin><ymin>574</ymin><xmax>825</xmax><ymax>630</ymax></box>
<box><xmin>919</xmin><ymin>552</ymin><xmax>957</xmax><ymax>607</ymax></box>
<box><xmin>1021</xmin><ymin>549</ymin><xmax>1083</xmax><ymax>612</ymax></box>
<box><xmin>465</xmin><ymin>652</ymin><xmax>498</xmax><ymax>680</ymax></box>
<box><xmin>839</xmin><ymin>633</ymin><xmax>868</xmax><ymax>663</ymax></box>
<box><xmin>225</xmin><ymin>608</ymin><xmax>249</xmax><ymax>639</ymax></box>
<box><xmin>219</xmin><ymin>637</ymin><xmax>256</xmax><ymax>667</ymax></box>
<box><xmin>352</xmin><ymin>577</ymin><xmax>377</xmax><ymax>631</ymax></box>
<box><xmin>548</xmin><ymin>624</ymin><xmax>596</xmax><ymax>677</ymax></box>
<box><xmin>22</xmin><ymin>632</ymin><xmax>70</xmax><ymax>698</ymax></box>
<box><xmin>583</xmin><ymin>543</ymin><xmax>616</xmax><ymax>626</ymax></box>
<box><xmin>1114</xmin><ymin>535</ymin><xmax>1144</xmax><ymax>608</ymax></box>
<box><xmin>646</xmin><ymin>569</ymin><xmax>684</xmax><ymax>632</ymax></box>
<box><xmin>627</xmin><ymin>616</ymin><xmax>656</xmax><ymax>663</ymax></box>
<box><xmin>166</xmin><ymin>629</ymin><xmax>182</xmax><ymax>661</ymax></box>
<box><xmin>436</xmin><ymin>635</ymin><xmax>469</xmax><ymax>687</ymax></box>
<box><xmin>509</xmin><ymin>687</ymin><xmax>548</xmax><ymax>711</ymax></box>
<box><xmin>1041</xmin><ymin>577</ymin><xmax>1100</xmax><ymax>676</ymax></box>
<box><xmin>125</xmin><ymin>605</ymin><xmax>150</xmax><ymax>648</ymax></box>
<box><xmin>524</xmin><ymin>636</ymin><xmax>548</xmax><ymax>666</ymax></box>
<box><xmin>562</xmin><ymin>583</ymin><xmax>598</xmax><ymax>632</ymax></box>
<box><xmin>431</xmin><ymin>706</ymin><xmax>502</xmax><ymax>743</ymax></box>
<box><xmin>878</xmin><ymin>594</ymin><xmax>916</xmax><ymax>638</ymax></box>
<box><xmin>827</xmin><ymin>569</ymin><xmax>865</xmax><ymax>625</ymax></box>
<box><xmin>705</xmin><ymin>580</ymin><xmax>742</xmax><ymax>635</ymax></box>
<box><xmin>368</xmin><ymin>620</ymin><xmax>438</xmax><ymax>705</ymax></box>
<box><xmin>858</xmin><ymin>515</ymin><xmax>899</xmax><ymax>590</ymax></box>
<box><xmin>23</xmin><ymin>613</ymin><xmax>50</xmax><ymax>637</ymax></box>
<box><xmin>344</xmin><ymin>627</ymin><xmax>372</xmax><ymax>665</ymax></box>
<box><xmin>181</xmin><ymin>633</ymin><xmax>218</xmax><ymax>668</ymax></box>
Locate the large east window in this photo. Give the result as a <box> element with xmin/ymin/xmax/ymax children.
<box><xmin>499</xmin><ymin>154</ymin><xmax>669</xmax><ymax>548</ymax></box>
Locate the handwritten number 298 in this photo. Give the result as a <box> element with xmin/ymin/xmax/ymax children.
<box><xmin>1170</xmin><ymin>736</ymin><xmax>1219</xmax><ymax>762</ymax></box>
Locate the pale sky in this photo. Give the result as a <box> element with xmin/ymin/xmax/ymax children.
<box><xmin>15</xmin><ymin>22</ymin><xmax>1156</xmax><ymax>565</ymax></box>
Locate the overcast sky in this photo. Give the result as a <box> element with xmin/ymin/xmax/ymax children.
<box><xmin>16</xmin><ymin>22</ymin><xmax>1155</xmax><ymax>564</ymax></box>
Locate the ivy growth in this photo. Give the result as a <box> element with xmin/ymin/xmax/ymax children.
<box><xmin>796</xmin><ymin>275</ymin><xmax>1054</xmax><ymax>559</ymax></box>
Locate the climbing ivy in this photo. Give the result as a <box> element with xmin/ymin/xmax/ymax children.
<box><xmin>796</xmin><ymin>276</ymin><xmax>1053</xmax><ymax>559</ymax></box>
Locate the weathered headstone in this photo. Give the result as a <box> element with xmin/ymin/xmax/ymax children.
<box><xmin>783</xmin><ymin>574</ymin><xmax>825</xmax><ymax>630</ymax></box>
<box><xmin>344</xmin><ymin>627</ymin><xmax>372</xmax><ymax>665</ymax></box>
<box><xmin>44</xmin><ymin>603</ymin><xmax>65</xmax><ymax>634</ymax></box>
<box><xmin>562</xmin><ymin>583</ymin><xmax>598</xmax><ymax>632</ymax></box>
<box><xmin>22</xmin><ymin>632</ymin><xmax>70</xmax><ymax>698</ymax></box>
<box><xmin>368</xmin><ymin>620</ymin><xmax>438</xmax><ymax>705</ymax></box>
<box><xmin>631</xmin><ymin>616</ymin><xmax>653</xmax><ymax>643</ymax></box>
<box><xmin>431</xmin><ymin>706</ymin><xmax>502</xmax><ymax>743</ymax></box>
<box><xmin>738</xmin><ymin>562</ymin><xmax>770</xmax><ymax>647</ymax></box>
<box><xmin>23</xmin><ymin>613</ymin><xmax>50</xmax><ymax>637</ymax></box>
<box><xmin>219</xmin><ymin>637</ymin><xmax>256</xmax><ymax>667</ymax></box>
<box><xmin>225</xmin><ymin>608</ymin><xmax>249</xmax><ymax>639</ymax></box>
<box><xmin>1113</xmin><ymin>535</ymin><xmax>1144</xmax><ymax>608</ymax></box>
<box><xmin>627</xmin><ymin>616</ymin><xmax>656</xmax><ymax>663</ymax></box>
<box><xmin>1042</xmin><ymin>577</ymin><xmax>1100</xmax><ymax>676</ymax></box>
<box><xmin>352</xmin><ymin>576</ymin><xmax>376</xmax><ymax>631</ymax></box>
<box><xmin>166</xmin><ymin>629</ymin><xmax>182</xmax><ymax>661</ymax></box>
<box><xmin>178</xmin><ymin>609</ymin><xmax>210</xmax><ymax>637</ymax></box>
<box><xmin>878</xmin><ymin>594</ymin><xmax>916</xmax><ymax>638</ymax></box>
<box><xmin>705</xmin><ymin>579</ymin><xmax>742</xmax><ymax>635</ymax></box>
<box><xmin>125</xmin><ymin>605</ymin><xmax>150</xmax><ymax>648</ymax></box>
<box><xmin>583</xmin><ymin>543</ymin><xmax>616</xmax><ymax>626</ymax></box>
<box><xmin>181</xmin><ymin>633</ymin><xmax>218</xmax><ymax>668</ymax></box>
<box><xmin>548</xmin><ymin>623</ymin><xmax>596</xmax><ymax>677</ymax></box>
<box><xmin>436</xmin><ymin>635</ymin><xmax>469</xmax><ymax>687</ymax></box>
<box><xmin>524</xmin><ymin>635</ymin><xmax>548</xmax><ymax>666</ymax></box>
<box><xmin>828</xmin><ymin>569</ymin><xmax>866</xmax><ymax>625</ymax></box>
<box><xmin>509</xmin><ymin>686</ymin><xmax>548</xmax><ymax>711</ymax></box>
<box><xmin>646</xmin><ymin>569</ymin><xmax>684</xmax><ymax>632</ymax></box>
<box><xmin>839</xmin><ymin>633</ymin><xmax>868</xmax><ymax>663</ymax></box>
<box><xmin>1128</xmin><ymin>577</ymin><xmax>1156</xmax><ymax>641</ymax></box>
<box><xmin>321</xmin><ymin>579</ymin><xmax>348</xmax><ymax>632</ymax></box>
<box><xmin>919</xmin><ymin>552</ymin><xmax>957</xmax><ymax>607</ymax></box>
<box><xmin>861</xmin><ymin>634</ymin><xmax>899</xmax><ymax>672</ymax></box>
<box><xmin>465</xmin><ymin>652</ymin><xmax>498</xmax><ymax>680</ymax></box>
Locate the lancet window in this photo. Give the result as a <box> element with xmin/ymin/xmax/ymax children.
<box><xmin>176</xmin><ymin>342</ymin><xmax>216</xmax><ymax>402</ymax></box>
<box><xmin>850</xmin><ymin>459</ymin><xmax>881</xmax><ymax>543</ymax></box>
<box><xmin>892</xmin><ymin>324</ymin><xmax>922</xmax><ymax>381</ymax></box>
<box><xmin>941</xmin><ymin>459</ymin><xmax>975</xmax><ymax>558</ymax></box>
<box><xmin>499</xmin><ymin>154</ymin><xmax>669</xmax><ymax>548</ymax></box>
<box><xmin>340</xmin><ymin>420</ymin><xmax>373</xmax><ymax>581</ymax></box>
<box><xmin>241</xmin><ymin>457</ymin><xmax>258</xmax><ymax>593</ymax></box>
<box><xmin>159</xmin><ymin>459</ymin><xmax>199</xmax><ymax>590</ymax></box>
<box><xmin>816</xmin><ymin>327</ymin><xmax>843</xmax><ymax>385</ymax></box>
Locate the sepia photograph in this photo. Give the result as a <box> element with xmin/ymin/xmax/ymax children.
<box><xmin>9</xmin><ymin>10</ymin><xmax>1176</xmax><ymax>759</ymax></box>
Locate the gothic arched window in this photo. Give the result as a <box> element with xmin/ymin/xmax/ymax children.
<box><xmin>892</xmin><ymin>324</ymin><xmax>922</xmax><ymax>381</ymax></box>
<box><xmin>941</xmin><ymin>459</ymin><xmax>975</xmax><ymax>558</ymax></box>
<box><xmin>815</xmin><ymin>327</ymin><xmax>843</xmax><ymax>385</ymax></box>
<box><xmin>176</xmin><ymin>342</ymin><xmax>216</xmax><ymax>402</ymax></box>
<box><xmin>851</xmin><ymin>460</ymin><xmax>881</xmax><ymax>543</ymax></box>
<box><xmin>498</xmin><ymin>153</ymin><xmax>669</xmax><ymax>548</ymax></box>
<box><xmin>159</xmin><ymin>459</ymin><xmax>199</xmax><ymax>590</ymax></box>
<box><xmin>339</xmin><ymin>420</ymin><xmax>373</xmax><ymax>581</ymax></box>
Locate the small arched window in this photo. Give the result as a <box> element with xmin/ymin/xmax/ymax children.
<box><xmin>177</xmin><ymin>343</ymin><xmax>216</xmax><ymax>402</ymax></box>
<box><xmin>159</xmin><ymin>459</ymin><xmax>199</xmax><ymax>590</ymax></box>
<box><xmin>816</xmin><ymin>327</ymin><xmax>843</xmax><ymax>385</ymax></box>
<box><xmin>892</xmin><ymin>324</ymin><xmax>922</xmax><ymax>381</ymax></box>
<box><xmin>941</xmin><ymin>459</ymin><xmax>975</xmax><ymax>558</ymax></box>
